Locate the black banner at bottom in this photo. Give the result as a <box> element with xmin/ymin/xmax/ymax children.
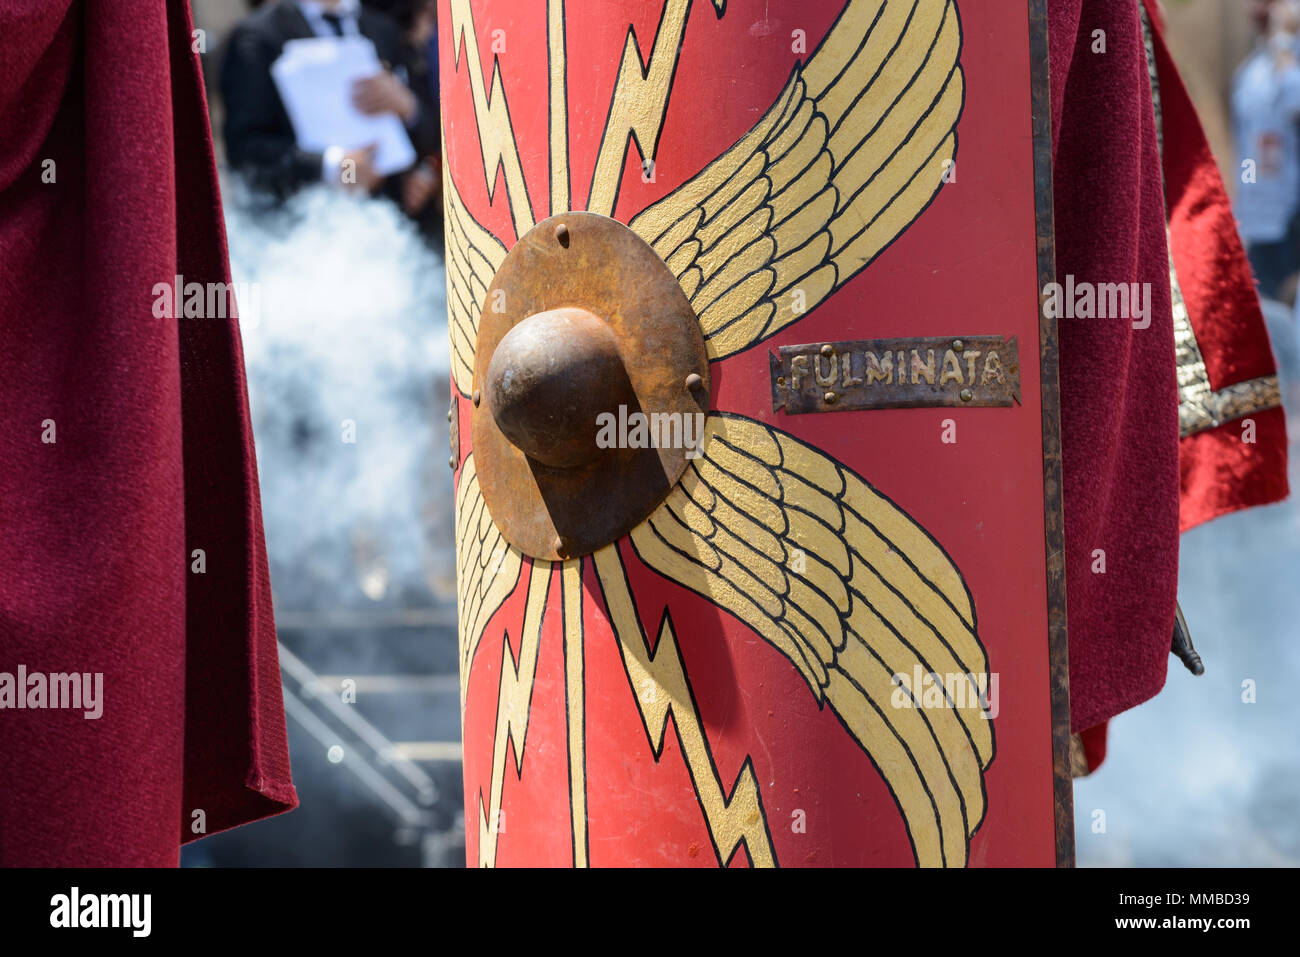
<box><xmin>0</xmin><ymin>866</ymin><xmax>1275</xmax><ymax>943</ymax></box>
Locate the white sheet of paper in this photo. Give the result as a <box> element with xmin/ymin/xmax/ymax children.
<box><xmin>271</xmin><ymin>36</ymin><xmax>417</xmax><ymax>177</ymax></box>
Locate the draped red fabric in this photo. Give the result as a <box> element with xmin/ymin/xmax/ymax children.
<box><xmin>0</xmin><ymin>0</ymin><xmax>296</xmax><ymax>866</ymax></box>
<box><xmin>1047</xmin><ymin>0</ymin><xmax>1182</xmax><ymax>736</ymax></box>
<box><xmin>1050</xmin><ymin>1</ymin><xmax>1288</xmax><ymax>771</ymax></box>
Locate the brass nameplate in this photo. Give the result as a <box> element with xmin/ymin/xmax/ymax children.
<box><xmin>770</xmin><ymin>335</ymin><xmax>1021</xmax><ymax>414</ymax></box>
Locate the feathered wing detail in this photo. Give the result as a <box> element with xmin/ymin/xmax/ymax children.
<box><xmin>444</xmin><ymin>166</ymin><xmax>509</xmax><ymax>397</ymax></box>
<box><xmin>628</xmin><ymin>413</ymin><xmax>994</xmax><ymax>867</ymax></box>
<box><xmin>626</xmin><ymin>0</ymin><xmax>963</xmax><ymax>360</ymax></box>
<box><xmin>455</xmin><ymin>454</ymin><xmax>524</xmax><ymax>704</ymax></box>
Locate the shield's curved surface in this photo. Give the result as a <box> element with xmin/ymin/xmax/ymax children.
<box><xmin>441</xmin><ymin>0</ymin><xmax>1070</xmax><ymax>867</ymax></box>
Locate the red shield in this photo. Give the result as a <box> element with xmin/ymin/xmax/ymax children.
<box><xmin>441</xmin><ymin>0</ymin><xmax>1070</xmax><ymax>867</ymax></box>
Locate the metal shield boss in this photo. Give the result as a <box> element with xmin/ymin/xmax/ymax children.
<box><xmin>441</xmin><ymin>0</ymin><xmax>1071</xmax><ymax>867</ymax></box>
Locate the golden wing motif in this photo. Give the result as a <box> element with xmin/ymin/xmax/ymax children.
<box><xmin>444</xmin><ymin>164</ymin><xmax>509</xmax><ymax>397</ymax></box>
<box><xmin>455</xmin><ymin>453</ymin><xmax>524</xmax><ymax>704</ymax></box>
<box><xmin>628</xmin><ymin>413</ymin><xmax>994</xmax><ymax>867</ymax></box>
<box><xmin>627</xmin><ymin>0</ymin><xmax>963</xmax><ymax>360</ymax></box>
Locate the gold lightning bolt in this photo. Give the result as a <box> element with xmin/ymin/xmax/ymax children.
<box><xmin>560</xmin><ymin>559</ymin><xmax>588</xmax><ymax>866</ymax></box>
<box><xmin>477</xmin><ymin>559</ymin><xmax>551</xmax><ymax>866</ymax></box>
<box><xmin>548</xmin><ymin>0</ymin><xmax>570</xmax><ymax>215</ymax></box>
<box><xmin>585</xmin><ymin>0</ymin><xmax>725</xmax><ymax>216</ymax></box>
<box><xmin>593</xmin><ymin>544</ymin><xmax>776</xmax><ymax>867</ymax></box>
<box><xmin>449</xmin><ymin>0</ymin><xmax>536</xmax><ymax>236</ymax></box>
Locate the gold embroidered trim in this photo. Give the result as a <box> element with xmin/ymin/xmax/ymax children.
<box><xmin>1179</xmin><ymin>375</ymin><xmax>1283</xmax><ymax>436</ymax></box>
<box><xmin>1171</xmin><ymin>250</ymin><xmax>1282</xmax><ymax>436</ymax></box>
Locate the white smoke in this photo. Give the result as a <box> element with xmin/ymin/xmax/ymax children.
<box><xmin>222</xmin><ymin>181</ymin><xmax>455</xmax><ymax>611</ymax></box>
<box><xmin>1075</xmin><ymin>299</ymin><xmax>1300</xmax><ymax>866</ymax></box>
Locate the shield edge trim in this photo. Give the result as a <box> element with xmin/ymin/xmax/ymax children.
<box><xmin>1028</xmin><ymin>0</ymin><xmax>1077</xmax><ymax>869</ymax></box>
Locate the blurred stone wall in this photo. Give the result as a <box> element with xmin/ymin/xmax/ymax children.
<box><xmin>1163</xmin><ymin>0</ymin><xmax>1256</xmax><ymax>193</ymax></box>
<box><xmin>192</xmin><ymin>0</ymin><xmax>245</xmax><ymax>37</ymax></box>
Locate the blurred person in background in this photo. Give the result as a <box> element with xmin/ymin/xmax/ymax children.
<box><xmin>221</xmin><ymin>0</ymin><xmax>439</xmax><ymax>209</ymax></box>
<box><xmin>1232</xmin><ymin>0</ymin><xmax>1300</xmax><ymax>301</ymax></box>
<box><xmin>364</xmin><ymin>0</ymin><xmax>443</xmax><ymax>237</ymax></box>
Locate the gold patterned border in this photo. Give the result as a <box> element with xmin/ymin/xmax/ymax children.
<box><xmin>1170</xmin><ymin>250</ymin><xmax>1282</xmax><ymax>437</ymax></box>
<box><xmin>1141</xmin><ymin>5</ymin><xmax>1283</xmax><ymax>438</ymax></box>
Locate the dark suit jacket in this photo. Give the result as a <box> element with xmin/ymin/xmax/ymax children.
<box><xmin>220</xmin><ymin>0</ymin><xmax>438</xmax><ymax>197</ymax></box>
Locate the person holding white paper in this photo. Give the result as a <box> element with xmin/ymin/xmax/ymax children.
<box><xmin>221</xmin><ymin>0</ymin><xmax>436</xmax><ymax>200</ymax></box>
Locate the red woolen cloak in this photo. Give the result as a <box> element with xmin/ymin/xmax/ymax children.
<box><xmin>0</xmin><ymin>0</ymin><xmax>296</xmax><ymax>865</ymax></box>
<box><xmin>1049</xmin><ymin>0</ymin><xmax>1182</xmax><ymax>736</ymax></box>
<box><xmin>1049</xmin><ymin>0</ymin><xmax>1288</xmax><ymax>759</ymax></box>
